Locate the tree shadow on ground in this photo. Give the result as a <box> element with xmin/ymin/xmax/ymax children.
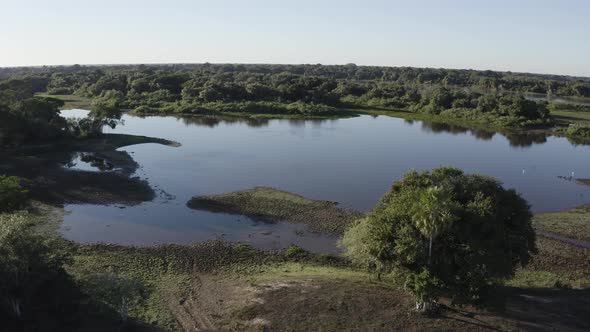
<box><xmin>446</xmin><ymin>286</ymin><xmax>590</xmax><ymax>331</ymax></box>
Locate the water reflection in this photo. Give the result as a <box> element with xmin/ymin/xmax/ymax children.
<box><xmin>415</xmin><ymin>120</ymin><xmax>548</xmax><ymax>148</ymax></box>
<box><xmin>180</xmin><ymin>115</ymin><xmax>270</xmax><ymax>128</ymax></box>
<box><xmin>176</xmin><ymin>115</ymin><xmax>340</xmax><ymax>129</ymax></box>
<box><xmin>155</xmin><ymin>114</ymin><xmax>553</xmax><ymax>148</ymax></box>
<box><xmin>54</xmin><ymin>111</ymin><xmax>590</xmax><ymax>251</ymax></box>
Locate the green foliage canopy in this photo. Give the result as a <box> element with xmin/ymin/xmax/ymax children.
<box><xmin>0</xmin><ymin>176</ymin><xmax>28</xmax><ymax>213</ymax></box>
<box><xmin>341</xmin><ymin>167</ymin><xmax>536</xmax><ymax>304</ymax></box>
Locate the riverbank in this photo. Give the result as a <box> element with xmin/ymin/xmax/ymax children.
<box><xmin>39</xmin><ymin>94</ymin><xmax>590</xmax><ymax>144</ymax></box>
<box><xmin>8</xmin><ymin>198</ymin><xmax>589</xmax><ymax>331</ymax></box>
<box><xmin>0</xmin><ymin>133</ymin><xmax>179</xmax><ymax>206</ymax></box>
<box><xmin>534</xmin><ymin>203</ymin><xmax>590</xmax><ymax>242</ymax></box>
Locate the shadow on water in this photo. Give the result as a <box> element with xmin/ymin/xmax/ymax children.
<box><xmin>405</xmin><ymin>119</ymin><xmax>549</xmax><ymax>147</ymax></box>
<box><xmin>0</xmin><ymin>138</ymin><xmax>155</xmax><ymax>206</ymax></box>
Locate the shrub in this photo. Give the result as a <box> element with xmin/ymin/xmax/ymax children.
<box><xmin>0</xmin><ymin>213</ymin><xmax>78</xmax><ymax>328</ymax></box>
<box><xmin>0</xmin><ymin>176</ymin><xmax>28</xmax><ymax>213</ymax></box>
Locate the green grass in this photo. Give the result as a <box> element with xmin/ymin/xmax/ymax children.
<box><xmin>508</xmin><ymin>236</ymin><xmax>590</xmax><ymax>290</ymax></box>
<box><xmin>187</xmin><ymin>187</ymin><xmax>362</xmax><ymax>234</ymax></box>
<box><xmin>551</xmin><ymin>110</ymin><xmax>590</xmax><ymax>125</ymax></box>
<box><xmin>507</xmin><ymin>270</ymin><xmax>590</xmax><ymax>289</ymax></box>
<box><xmin>6</xmin><ymin>198</ymin><xmax>590</xmax><ymax>331</ymax></box>
<box><xmin>534</xmin><ymin>204</ymin><xmax>590</xmax><ymax>241</ymax></box>
<box><xmin>68</xmin><ymin>246</ymin><xmax>188</xmax><ymax>330</ymax></box>
<box><xmin>35</xmin><ymin>93</ymin><xmax>92</xmax><ymax>109</ymax></box>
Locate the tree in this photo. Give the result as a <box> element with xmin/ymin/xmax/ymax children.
<box><xmin>341</xmin><ymin>167</ymin><xmax>536</xmax><ymax>310</ymax></box>
<box><xmin>73</xmin><ymin>94</ymin><xmax>123</xmax><ymax>137</ymax></box>
<box><xmin>411</xmin><ymin>186</ymin><xmax>459</xmax><ymax>264</ymax></box>
<box><xmin>0</xmin><ymin>214</ymin><xmax>78</xmax><ymax>329</ymax></box>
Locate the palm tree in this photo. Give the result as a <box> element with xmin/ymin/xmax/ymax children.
<box><xmin>412</xmin><ymin>186</ymin><xmax>458</xmax><ymax>264</ymax></box>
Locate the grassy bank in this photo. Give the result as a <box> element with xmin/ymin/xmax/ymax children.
<box><xmin>4</xmin><ymin>189</ymin><xmax>590</xmax><ymax>331</ymax></box>
<box><xmin>35</xmin><ymin>93</ymin><xmax>93</xmax><ymax>109</ymax></box>
<box><xmin>534</xmin><ymin>203</ymin><xmax>590</xmax><ymax>241</ymax></box>
<box><xmin>38</xmin><ymin>94</ymin><xmax>590</xmax><ymax>144</ymax></box>
<box><xmin>187</xmin><ymin>187</ymin><xmax>362</xmax><ymax>234</ymax></box>
<box><xmin>66</xmin><ymin>236</ymin><xmax>590</xmax><ymax>331</ymax></box>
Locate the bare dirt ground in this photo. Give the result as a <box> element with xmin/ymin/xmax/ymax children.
<box><xmin>165</xmin><ymin>270</ymin><xmax>590</xmax><ymax>332</ymax></box>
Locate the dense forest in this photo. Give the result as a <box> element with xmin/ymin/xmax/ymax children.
<box><xmin>2</xmin><ymin>63</ymin><xmax>590</xmax><ymax>146</ymax></box>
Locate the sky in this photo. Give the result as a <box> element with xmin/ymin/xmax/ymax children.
<box><xmin>1</xmin><ymin>0</ymin><xmax>589</xmax><ymax>76</ymax></box>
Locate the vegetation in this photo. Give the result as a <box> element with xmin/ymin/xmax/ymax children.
<box><xmin>557</xmin><ymin>123</ymin><xmax>590</xmax><ymax>143</ymax></box>
<box><xmin>341</xmin><ymin>167</ymin><xmax>536</xmax><ymax>310</ymax></box>
<box><xmin>0</xmin><ymin>78</ymin><xmax>67</xmax><ymax>146</ymax></box>
<box><xmin>534</xmin><ymin>203</ymin><xmax>590</xmax><ymax>241</ymax></box>
<box><xmin>3</xmin><ymin>64</ymin><xmax>590</xmax><ymax>147</ymax></box>
<box><xmin>187</xmin><ymin>187</ymin><xmax>361</xmax><ymax>234</ymax></box>
<box><xmin>0</xmin><ymin>176</ymin><xmax>28</xmax><ymax>213</ymax></box>
<box><xmin>0</xmin><ymin>171</ymin><xmax>589</xmax><ymax>330</ymax></box>
<box><xmin>0</xmin><ymin>76</ymin><xmax>124</xmax><ymax>146</ymax></box>
<box><xmin>0</xmin><ymin>213</ymin><xmax>81</xmax><ymax>330</ymax></box>
<box><xmin>6</xmin><ymin>64</ymin><xmax>589</xmax><ymax>127</ymax></box>
<box><xmin>0</xmin><ymin>184</ymin><xmax>81</xmax><ymax>330</ymax></box>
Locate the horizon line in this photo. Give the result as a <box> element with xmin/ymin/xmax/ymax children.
<box><xmin>1</xmin><ymin>62</ymin><xmax>588</xmax><ymax>80</ymax></box>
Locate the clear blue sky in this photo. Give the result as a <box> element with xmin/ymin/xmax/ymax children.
<box><xmin>1</xmin><ymin>0</ymin><xmax>589</xmax><ymax>76</ymax></box>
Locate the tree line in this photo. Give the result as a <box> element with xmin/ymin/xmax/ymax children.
<box><xmin>2</xmin><ymin>63</ymin><xmax>590</xmax><ymax>145</ymax></box>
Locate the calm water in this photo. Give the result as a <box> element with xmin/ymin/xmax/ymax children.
<box><xmin>59</xmin><ymin>111</ymin><xmax>590</xmax><ymax>251</ymax></box>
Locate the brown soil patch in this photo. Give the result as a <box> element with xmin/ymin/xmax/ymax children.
<box><xmin>167</xmin><ymin>273</ymin><xmax>590</xmax><ymax>331</ymax></box>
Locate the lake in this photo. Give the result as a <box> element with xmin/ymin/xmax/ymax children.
<box><xmin>59</xmin><ymin>111</ymin><xmax>590</xmax><ymax>252</ymax></box>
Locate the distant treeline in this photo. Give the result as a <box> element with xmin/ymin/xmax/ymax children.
<box><xmin>2</xmin><ymin>63</ymin><xmax>589</xmax><ymax>96</ymax></box>
<box><xmin>2</xmin><ymin>63</ymin><xmax>590</xmax><ymax>145</ymax></box>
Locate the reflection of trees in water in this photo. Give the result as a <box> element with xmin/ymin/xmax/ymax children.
<box><xmin>504</xmin><ymin>132</ymin><xmax>547</xmax><ymax>147</ymax></box>
<box><xmin>180</xmin><ymin>116</ymin><xmax>271</xmax><ymax>128</ymax></box>
<box><xmin>421</xmin><ymin>121</ymin><xmax>473</xmax><ymax>135</ymax></box>
<box><xmin>419</xmin><ymin>120</ymin><xmax>549</xmax><ymax>147</ymax></box>
<box><xmin>471</xmin><ymin>129</ymin><xmax>495</xmax><ymax>141</ymax></box>
<box><xmin>178</xmin><ymin>115</ymin><xmax>551</xmax><ymax>148</ymax></box>
<box><xmin>284</xmin><ymin>118</ymin><xmax>332</xmax><ymax>128</ymax></box>
<box><xmin>179</xmin><ymin>115</ymin><xmax>333</xmax><ymax>129</ymax></box>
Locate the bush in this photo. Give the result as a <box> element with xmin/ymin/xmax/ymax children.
<box><xmin>0</xmin><ymin>213</ymin><xmax>79</xmax><ymax>329</ymax></box>
<box><xmin>562</xmin><ymin>123</ymin><xmax>590</xmax><ymax>139</ymax></box>
<box><xmin>339</xmin><ymin>218</ymin><xmax>384</xmax><ymax>274</ymax></box>
<box><xmin>342</xmin><ymin>167</ymin><xmax>536</xmax><ymax>307</ymax></box>
<box><xmin>0</xmin><ymin>176</ymin><xmax>28</xmax><ymax>213</ymax></box>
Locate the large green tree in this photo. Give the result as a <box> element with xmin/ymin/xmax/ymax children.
<box><xmin>341</xmin><ymin>167</ymin><xmax>536</xmax><ymax>309</ymax></box>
